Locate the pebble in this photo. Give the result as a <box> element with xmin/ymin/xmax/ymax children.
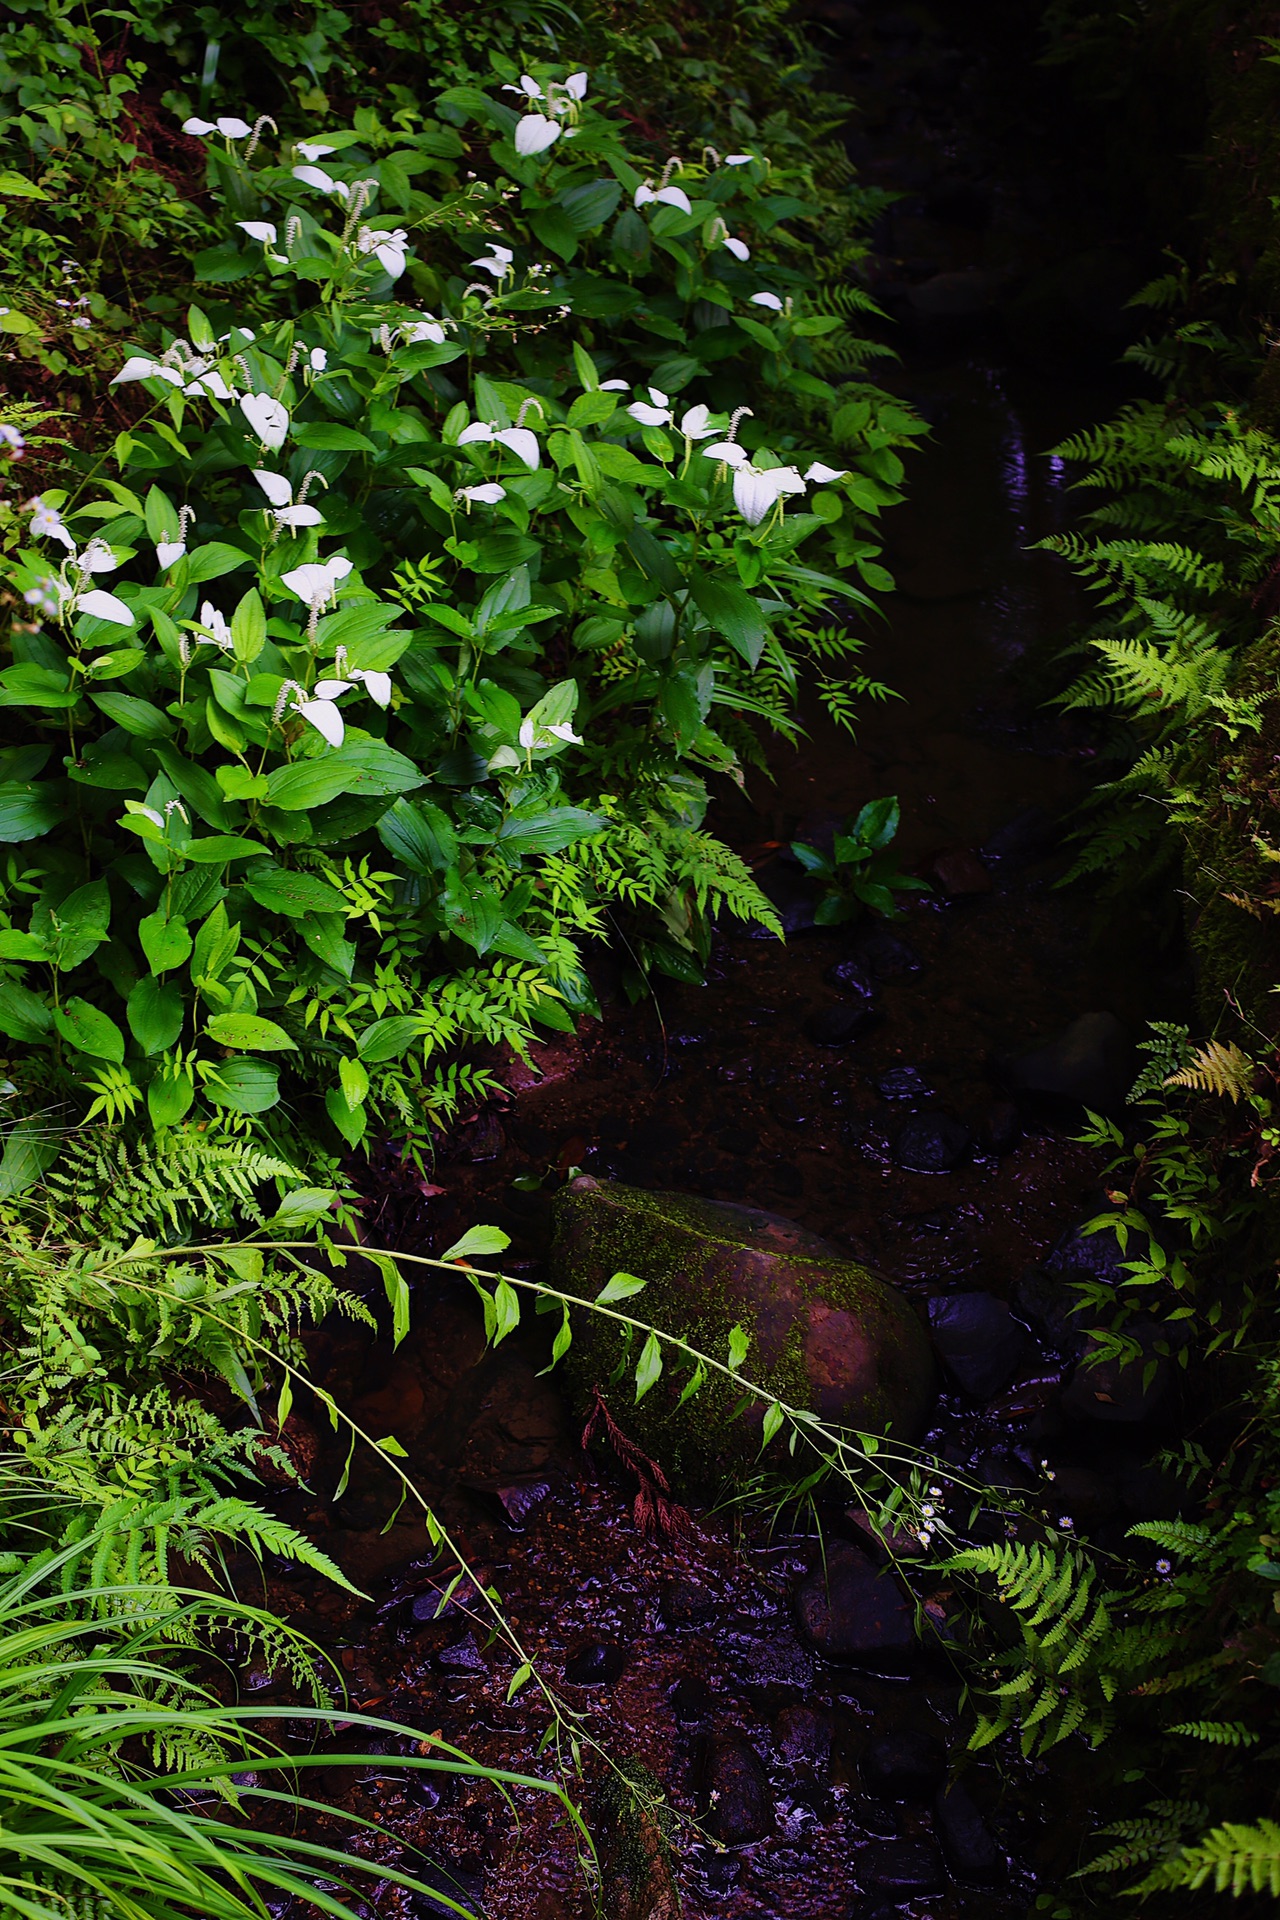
<box><xmin>699</xmin><ymin>1735</ymin><xmax>774</xmax><ymax>1844</ymax></box>
<box><xmin>720</xmin><ymin>1629</ymin><xmax>815</xmax><ymax>1697</ymax></box>
<box><xmin>793</xmin><ymin>1540</ymin><xmax>917</xmax><ymax>1670</ymax></box>
<box><xmin>855</xmin><ymin>930</ymin><xmax>921</xmax><ymax>976</ymax></box>
<box><xmin>935</xmin><ymin>1781</ymin><xmax>1005</xmax><ymax>1883</ymax></box>
<box><xmin>563</xmin><ymin>1642</ymin><xmax>627</xmax><ymax>1685</ymax></box>
<box><xmin>876</xmin><ymin>1065</ymin><xmax>932</xmax><ymax>1100</ymax></box>
<box><xmin>670</xmin><ymin>1675</ymin><xmax>714</xmax><ymax>1725</ymax></box>
<box><xmin>660</xmin><ymin>1576</ymin><xmax>716</xmax><ymax>1627</ymax></box>
<box><xmin>929</xmin><ymin>1292</ymin><xmax>1036</xmax><ymax>1400</ymax></box>
<box><xmin>894</xmin><ymin>1111</ymin><xmax>972</xmax><ymax>1172</ymax></box>
<box><xmin>824</xmin><ymin>957</ymin><xmax>877</xmax><ymax>999</ymax></box>
<box><xmin>437</xmin><ymin>1633</ymin><xmax>486</xmax><ymax>1673</ymax></box>
<box><xmin>774</xmin><ymin>1704</ymin><xmax>833</xmax><ymax>1782</ymax></box>
<box><xmin>926</xmin><ymin>846</ymin><xmax>994</xmax><ymax>895</ymax></box>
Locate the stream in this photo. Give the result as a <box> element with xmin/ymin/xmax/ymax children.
<box><xmin>251</xmin><ymin>7</ymin><xmax>1192</xmax><ymax>1916</ymax></box>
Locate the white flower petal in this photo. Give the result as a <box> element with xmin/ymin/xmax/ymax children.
<box><xmin>156</xmin><ymin>540</ymin><xmax>186</xmax><ymax>568</ymax></box>
<box><xmin>355</xmin><ymin>669</ymin><xmax>392</xmax><ymax>707</ymax></box>
<box><xmin>238</xmin><ymin>221</ymin><xmax>278</xmax><ymax>244</ymax></box>
<box><xmin>216</xmin><ymin>117</ymin><xmax>252</xmax><ymax>139</ymax></box>
<box><xmin>470</xmin><ymin>257</ymin><xmax>507</xmax><ymax>278</ymax></box>
<box><xmin>750</xmin><ymin>291</ymin><xmax>783</xmax><ymax>310</ymax></box>
<box><xmin>276</xmin><ymin>504</ymin><xmax>325</xmax><ymax>527</ymax></box>
<box><xmin>292</xmin><ymin>164</ymin><xmax>343</xmax><ymax>194</ymax></box>
<box><xmin>79</xmin><ymin>543</ymin><xmax>119</xmax><ymax>573</ymax></box>
<box><xmin>297</xmin><ymin>140</ymin><xmax>337</xmax><ymax>161</ymax></box>
<box><xmin>599</xmin><ymin>379</ymin><xmax>630</xmax><ymax>391</ymax></box>
<box><xmin>112</xmin><ymin>355</ymin><xmax>183</xmax><ymax>387</ymax></box>
<box><xmin>546</xmin><ymin>721</ymin><xmax>582</xmax><ymax>743</ymax></box>
<box><xmin>182</xmin><ymin>117</ymin><xmax>215</xmax><ymax>136</ymax></box>
<box><xmin>254</xmin><ymin>470</ymin><xmax>294</xmax><ymax>507</ymax></box>
<box><xmin>701</xmin><ymin>439</ymin><xmax>749</xmax><ymax>467</ymax></box>
<box><xmin>725</xmin><ymin>154</ymin><xmax>755</xmax><ymax>165</ymax></box>
<box><xmin>184</xmin><ymin>370</ymin><xmax>234</xmax><ymax>399</ymax></box>
<box><xmin>312</xmin><ymin>679</ymin><xmax>353</xmax><ymax>699</ymax></box>
<box><xmin>458</xmin><ymin>421</ymin><xmax>495</xmax><ymax>445</ymax></box>
<box><xmin>634</xmin><ymin>185</ymin><xmax>655</xmax><ymax>207</ymax></box>
<box><xmin>732</xmin><ymin>466</ymin><xmax>776</xmax><ymax>525</ymax></box>
<box><xmin>519</xmin><ymin>74</ymin><xmax>544</xmax><ymax>98</ymax></box>
<box><xmin>404</xmin><ymin>318</ymin><xmax>446</xmax><ymax>345</ymax></box>
<box><xmin>240</xmin><ymin>393</ymin><xmax>290</xmax><ymax>450</ymax></box>
<box><xmin>515</xmin><ymin>114</ymin><xmax>561</xmax><ymax>157</ymax></box>
<box><xmin>460</xmin><ymin>483</ymin><xmax>506</xmax><ymax>504</ymax></box>
<box><xmin>679</xmin><ymin>404</ymin><xmax>713</xmax><ymax>438</ymax></box>
<box><xmin>298</xmin><ymin>699</ymin><xmax>344</xmax><ymax>746</ymax></box>
<box><xmin>495</xmin><ymin>426</ymin><xmax>540</xmax><ymax>469</ymax></box>
<box><xmin>723</xmin><ymin>236</ymin><xmax>750</xmax><ymax>261</ymax></box>
<box><xmin>374</xmin><ymin>239</ymin><xmax>408</xmax><ymax>278</ymax></box>
<box><xmin>655</xmin><ymin>186</ymin><xmax>692</xmax><ymax>214</ymax></box>
<box><xmin>76</xmin><ymin>589</ymin><xmax>134</xmax><ymax>625</ymax></box>
<box><xmin>309</xmin><ymin>346</ymin><xmax>328</xmax><ymax>371</ymax></box>
<box><xmin>565</xmin><ymin>70</ymin><xmax>588</xmax><ymax>98</ymax></box>
<box><xmin>804</xmin><ymin>462</ymin><xmax>849</xmax><ymax>483</ymax></box>
<box><xmin>627</xmin><ymin>402</ymin><xmax>672</xmax><ymax>427</ymax></box>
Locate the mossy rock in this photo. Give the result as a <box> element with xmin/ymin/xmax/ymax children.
<box><xmin>550</xmin><ymin>1177</ymin><xmax>935</xmax><ymax>1486</ymax></box>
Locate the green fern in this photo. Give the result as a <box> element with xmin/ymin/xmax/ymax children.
<box><xmin>1137</xmin><ymin>1819</ymin><xmax>1280</xmax><ymax>1897</ymax></box>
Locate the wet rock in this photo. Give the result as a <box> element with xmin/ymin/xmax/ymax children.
<box><xmin>772</xmin><ymin>1093</ymin><xmax>812</xmax><ymax>1129</ymax></box>
<box><xmin>908</xmin><ymin>268</ymin><xmax>1004</xmax><ymax>317</ymax></box>
<box><xmin>449</xmin><ymin>1112</ymin><xmax>505</xmax><ymax>1161</ymax></box>
<box><xmin>981</xmin><ymin>805</ymin><xmax>1058</xmax><ymax>869</ymax></box>
<box><xmin>1004</xmin><ymin>1011</ymin><xmax>1134</xmax><ymax>1113</ymax></box>
<box><xmin>925</xmin><ymin>846</ymin><xmax>994</xmax><ymax>895</ymax></box>
<box><xmin>660</xmin><ymin>1576</ymin><xmax>716</xmax><ymax>1628</ymax></box>
<box><xmin>846</xmin><ymin>1506</ymin><xmax>928</xmax><ymax>1561</ymax></box>
<box><xmin>855</xmin><ymin>930</ymin><xmax>921</xmax><ymax>977</ymax></box>
<box><xmin>803</xmin><ymin>1002</ymin><xmax>878</xmax><ymax>1046</ymax></box>
<box><xmin>462</xmin><ymin>1476</ymin><xmax>552</xmax><ymax>1530</ymax></box>
<box><xmin>895</xmin><ymin>1112</ymin><xmax>971</xmax><ymax>1173</ymax></box>
<box><xmin>929</xmin><ymin>1293</ymin><xmax>1035</xmax><ymax>1400</ymax></box>
<box><xmin>437</xmin><ymin>1633</ymin><xmax>486</xmax><ymax>1673</ymax></box>
<box><xmin>876</xmin><ymin>1065</ymin><xmax>932</xmax><ymax>1101</ymax></box>
<box><xmin>935</xmin><ymin>1781</ymin><xmax>1005</xmax><ymax>1883</ymax></box>
<box><xmin>670</xmin><ymin>1675</ymin><xmax>714</xmax><ymax>1725</ymax></box>
<box><xmin>752</xmin><ymin>860</ymin><xmax>818</xmax><ymax>935</ymax></box>
<box><xmin>857</xmin><ymin>1838</ymin><xmax>947</xmax><ymax>1897</ymax></box>
<box><xmin>721</xmin><ymin>1629</ymin><xmax>814</xmax><ymax>1697</ymax></box>
<box><xmin>564</xmin><ymin>1641</ymin><xmax>627</xmax><ymax>1686</ymax></box>
<box><xmin>793</xmin><ymin>1540</ymin><xmax>917</xmax><ymax>1671</ymax></box>
<box><xmin>774</xmin><ymin>1705</ymin><xmax>833</xmax><ymax>1782</ymax></box>
<box><xmin>551</xmin><ymin>1181</ymin><xmax>936</xmax><ymax>1480</ymax></box>
<box><xmin>850</xmin><ymin>1797</ymin><xmax>902</xmax><ymax>1839</ymax></box>
<box><xmin>824</xmin><ymin>957</ymin><xmax>877</xmax><ymax>1000</ymax></box>
<box><xmin>1061</xmin><ymin>1322</ymin><xmax>1172</xmax><ymax>1425</ymax></box>
<box><xmin>1046</xmin><ymin>1216</ymin><xmax>1130</xmax><ymax>1287</ymax></box>
<box><xmin>409</xmin><ymin>1862</ymin><xmax>485</xmax><ymax>1917</ymax></box>
<box><xmin>862</xmin><ymin>1729</ymin><xmax>947</xmax><ymax>1799</ymax></box>
<box><xmin>1012</xmin><ymin>1266</ymin><xmax>1089</xmax><ymax>1356</ymax></box>
<box><xmin>699</xmin><ymin>1736</ymin><xmax>773</xmax><ymax>1844</ymax></box>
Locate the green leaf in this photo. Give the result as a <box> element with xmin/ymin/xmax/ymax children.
<box><xmin>292</xmin><ymin>423</ymin><xmax>378</xmax><ymax>451</ymax></box>
<box><xmin>566</xmin><ymin>389</ymin><xmax>618</xmax><ymax>429</ymax></box>
<box><xmin>492</xmin><ymin>1276</ymin><xmax>521</xmax><ymax>1344</ymax></box>
<box><xmin>89</xmin><ymin>691</ymin><xmax>175</xmax><ymax>738</ymax></box>
<box><xmin>34</xmin><ymin>881</ymin><xmax>111</xmax><ymax>970</ymax></box>
<box><xmin>54</xmin><ymin>997</ymin><xmax>125</xmax><ymax>1062</ymax></box>
<box><xmin>206</xmin><ymin>1011</ymin><xmax>297</xmax><ymax>1051</ymax></box>
<box><xmin>634</xmin><ymin>1330</ymin><xmax>663</xmax><ymax>1401</ymax></box>
<box><xmin>852</xmin><ymin>794</ymin><xmax>900</xmax><ymax>850</ymax></box>
<box><xmin>325</xmin><ymin>1082</ymin><xmax>367</xmax><ymax>1146</ymax></box>
<box><xmin>690</xmin><ymin>572</ymin><xmax>768</xmax><ymax>668</ymax></box>
<box><xmin>183</xmin><ymin>834</ymin><xmax>268</xmax><ymax>863</ymax></box>
<box><xmin>674</xmin><ymin>1358</ymin><xmax>707</xmax><ymax>1411</ymax></box>
<box><xmin>760</xmin><ymin>1401</ymin><xmax>785</xmax><ymax>1449</ymax></box>
<box><xmin>595</xmin><ymin>1271</ymin><xmax>646</xmax><ymax>1305</ymax></box>
<box><xmin>356</xmin><ymin>1014</ymin><xmax>425</xmax><ymax>1063</ymax></box>
<box><xmin>377</xmin><ymin>796</ymin><xmax>457</xmax><ymax>873</ymax></box>
<box><xmin>0</xmin><ymin>1120</ymin><xmax>58</xmax><ymax>1198</ymax></box>
<box><xmin>201</xmin><ymin>1056</ymin><xmax>280</xmax><ymax>1112</ymax></box>
<box><xmin>0</xmin><ymin>665</ymin><xmax>77</xmax><ymax>709</ymax></box>
<box><xmin>243</xmin><ymin>862</ymin><xmax>347</xmax><ymax>916</ymax></box>
<box><xmin>264</xmin><ymin>740</ymin><xmax>426</xmax><ymax>809</ymax></box>
<box><xmin>138</xmin><ymin>911</ymin><xmax>193</xmax><ymax>975</ymax></box>
<box><xmin>441</xmin><ymin>1223</ymin><xmax>511</xmax><ymax>1263</ymax></box>
<box><xmin>184</xmin><ymin>541</ymin><xmax>253</xmax><ymax>583</ymax></box>
<box><xmin>0</xmin><ymin>980</ymin><xmax>53</xmax><ymax>1042</ymax></box>
<box><xmin>127</xmin><ymin>976</ymin><xmax>185</xmax><ymax>1054</ymax></box>
<box><xmin>0</xmin><ymin>781</ymin><xmax>63</xmax><ymax>842</ymax></box>
<box><xmin>726</xmin><ymin>1324</ymin><xmax>751</xmax><ymax>1372</ymax></box>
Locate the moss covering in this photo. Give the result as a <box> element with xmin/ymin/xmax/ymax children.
<box><xmin>550</xmin><ymin>1178</ymin><xmax>934</xmax><ymax>1487</ymax></box>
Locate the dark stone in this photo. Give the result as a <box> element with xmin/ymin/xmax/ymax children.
<box><xmin>929</xmin><ymin>1292</ymin><xmax>1036</xmax><ymax>1400</ymax></box>
<box><xmin>437</xmin><ymin>1633</ymin><xmax>486</xmax><ymax>1673</ymax></box>
<box><xmin>895</xmin><ymin>1112</ymin><xmax>971</xmax><ymax>1173</ymax></box>
<box><xmin>1061</xmin><ymin>1322</ymin><xmax>1171</xmax><ymax>1425</ymax></box>
<box><xmin>407</xmin><ymin>1864</ymin><xmax>485</xmax><ymax>1918</ymax></box>
<box><xmin>850</xmin><ymin>1796</ymin><xmax>902</xmax><ymax>1838</ymax></box>
<box><xmin>1005</xmin><ymin>1011</ymin><xmax>1134</xmax><ymax>1113</ymax></box>
<box><xmin>670</xmin><ymin>1675</ymin><xmax>713</xmax><ymax>1725</ymax></box>
<box><xmin>772</xmin><ymin>1093</ymin><xmax>812</xmax><ymax>1129</ymax></box>
<box><xmin>876</xmin><ymin>1065</ymin><xmax>932</xmax><ymax>1101</ymax></box>
<box><xmin>803</xmin><ymin>1002</ymin><xmax>878</xmax><ymax>1046</ymax></box>
<box><xmin>856</xmin><ymin>930</ymin><xmax>921</xmax><ymax>977</ymax></box>
<box><xmin>793</xmin><ymin>1540</ymin><xmax>917</xmax><ymax>1670</ymax></box>
<box><xmin>753</xmin><ymin>860</ymin><xmax>818</xmax><ymax>935</ymax></box>
<box><xmin>1045</xmin><ymin>1217</ymin><xmax>1130</xmax><ymax>1286</ymax></box>
<box><xmin>935</xmin><ymin>1782</ymin><xmax>1005</xmax><ymax>1883</ymax></box>
<box><xmin>981</xmin><ymin>805</ymin><xmax>1058</xmax><ymax>868</ymax></box>
<box><xmin>926</xmin><ymin>846</ymin><xmax>994</xmax><ymax>896</ymax></box>
<box><xmin>774</xmin><ymin>1704</ymin><xmax>832</xmax><ymax>1781</ymax></box>
<box><xmin>720</xmin><ymin>1629</ymin><xmax>814</xmax><ymax>1696</ymax></box>
<box><xmin>857</xmin><ymin>1838</ymin><xmax>947</xmax><ymax>1897</ymax></box>
<box><xmin>824</xmin><ymin>957</ymin><xmax>877</xmax><ymax>1000</ymax></box>
<box><xmin>661</xmin><ymin>1576</ymin><xmax>716</xmax><ymax>1627</ymax></box>
<box><xmin>862</xmin><ymin>1729</ymin><xmax>948</xmax><ymax>1799</ymax></box>
<box><xmin>1012</xmin><ymin>1266</ymin><xmax>1088</xmax><ymax>1356</ymax></box>
<box><xmin>564</xmin><ymin>1642</ymin><xmax>627</xmax><ymax>1686</ymax></box>
<box><xmin>699</xmin><ymin>1736</ymin><xmax>773</xmax><ymax>1844</ymax></box>
<box><xmin>463</xmin><ymin>1477</ymin><xmax>552</xmax><ymax>1530</ymax></box>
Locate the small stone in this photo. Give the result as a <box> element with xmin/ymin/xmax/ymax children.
<box><xmin>862</xmin><ymin>1729</ymin><xmax>947</xmax><ymax>1799</ymax></box>
<box><xmin>437</xmin><ymin>1633</ymin><xmax>486</xmax><ymax>1673</ymax></box>
<box><xmin>935</xmin><ymin>1781</ymin><xmax>1005</xmax><ymax>1883</ymax></box>
<box><xmin>929</xmin><ymin>1292</ymin><xmax>1036</xmax><ymax>1400</ymax></box>
<box><xmin>857</xmin><ymin>1838</ymin><xmax>947</xmax><ymax>1897</ymax></box>
<box><xmin>856</xmin><ymin>930</ymin><xmax>921</xmax><ymax>977</ymax></box>
<box><xmin>926</xmin><ymin>846</ymin><xmax>994</xmax><ymax>895</ymax></box>
<box><xmin>1005</xmin><ymin>1011</ymin><xmax>1134</xmax><ymax>1113</ymax></box>
<box><xmin>564</xmin><ymin>1642</ymin><xmax>627</xmax><ymax>1686</ymax></box>
<box><xmin>721</xmin><ymin>1629</ymin><xmax>814</xmax><ymax>1696</ymax></box>
<box><xmin>793</xmin><ymin>1540</ymin><xmax>916</xmax><ymax>1671</ymax></box>
<box><xmin>772</xmin><ymin>1093</ymin><xmax>812</xmax><ymax>1129</ymax></box>
<box><xmin>699</xmin><ymin>1736</ymin><xmax>773</xmax><ymax>1844</ymax></box>
<box><xmin>876</xmin><ymin>1065</ymin><xmax>931</xmax><ymax>1101</ymax></box>
<box><xmin>803</xmin><ymin>1003</ymin><xmax>877</xmax><ymax>1046</ymax></box>
<box><xmin>824</xmin><ymin>957</ymin><xmax>877</xmax><ymax>999</ymax></box>
<box><xmin>895</xmin><ymin>1112</ymin><xmax>971</xmax><ymax>1173</ymax></box>
<box><xmin>774</xmin><ymin>1705</ymin><xmax>833</xmax><ymax>1781</ymax></box>
<box><xmin>660</xmin><ymin>1576</ymin><xmax>716</xmax><ymax>1627</ymax></box>
<box><xmin>670</xmin><ymin>1675</ymin><xmax>713</xmax><ymax>1725</ymax></box>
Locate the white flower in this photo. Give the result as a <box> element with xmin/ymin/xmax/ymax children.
<box><xmin>456</xmin><ymin>483</ymin><xmax>506</xmax><ymax>505</ymax></box>
<box><xmin>725</xmin><ymin>154</ymin><xmax>755</xmax><ymax>166</ymax></box>
<box><xmin>253</xmin><ymin>469</ymin><xmax>325</xmax><ymax>529</ymax></box>
<box><xmin>194</xmin><ymin>600</ymin><xmax>233</xmax><ymax>650</ymax></box>
<box><xmin>627</xmin><ymin>386</ymin><xmax>672</xmax><ymax>428</ymax></box>
<box><xmin>238</xmin><ymin>221</ymin><xmax>278</xmax><ymax>246</ymax></box>
<box><xmin>75</xmin><ymin>538</ymin><xmax>120</xmax><ymax>575</ymax></box>
<box><xmin>732</xmin><ymin>461</ymin><xmax>804</xmax><ymax>525</ymax></box>
<box><xmin>1156</xmin><ymin>1558</ymin><xmax>1173</xmax><ymax>1575</ymax></box>
<box><xmin>457</xmin><ymin>421</ymin><xmax>540</xmax><ymax>469</ymax></box>
<box><xmin>357</xmin><ymin>227</ymin><xmax>409</xmax><ymax>278</ymax></box>
<box><xmin>599</xmin><ymin>379</ymin><xmax>630</xmax><ymax>392</ymax></box>
<box><xmin>183</xmin><ymin>116</ymin><xmax>252</xmax><ymax>139</ymax></box>
<box><xmin>309</xmin><ymin>347</ymin><xmax>328</xmax><ymax>372</ymax></box>
<box><xmin>565</xmin><ymin>70</ymin><xmax>588</xmax><ymax>98</ymax></box>
<box><xmin>723</xmin><ymin>236</ymin><xmax>750</xmax><ymax>261</ymax></box>
<box><xmin>635</xmin><ymin>183</ymin><xmax>693</xmax><ymax>216</ymax></box>
<box><xmin>155</xmin><ymin>538</ymin><xmax>186</xmax><ymax>569</ymax></box>
<box><xmin>282</xmin><ymin>555</ymin><xmax>353</xmax><ymax>607</ymax></box>
<box><xmin>297</xmin><ymin>140</ymin><xmax>338</xmax><ymax>161</ymax></box>
<box><xmin>678</xmin><ymin>403</ymin><xmax>715</xmax><ymax>439</ymax></box>
<box><xmin>28</xmin><ymin>497</ymin><xmax>75</xmax><ymax>549</ymax></box>
<box><xmin>701</xmin><ymin>439</ymin><xmax>749</xmax><ymax>469</ymax></box>
<box><xmin>24</xmin><ymin>576</ymin><xmax>61</xmax><ymax>618</ymax></box>
<box><xmin>184</xmin><ymin>365</ymin><xmax>234</xmax><ymax>399</ymax></box>
<box><xmin>348</xmin><ymin>667</ymin><xmax>392</xmax><ymax>707</ymax></box>
<box><xmin>805</xmin><ymin>461</ymin><xmax>849</xmax><ymax>483</ymax></box>
<box><xmin>519</xmin><ymin>716</ymin><xmax>582</xmax><ymax>751</ymax></box>
<box><xmin>240</xmin><ymin>393</ymin><xmax>290</xmax><ymax>450</ymax></box>
<box><xmin>293</xmin><ymin>164</ymin><xmax>349</xmax><ymax>198</ymax></box>
<box><xmin>750</xmin><ymin>291</ymin><xmax>783</xmax><ymax>311</ymax></box>
<box><xmin>470</xmin><ymin>244</ymin><xmax>514</xmax><ymax>278</ymax></box>
<box><xmin>515</xmin><ymin>114</ymin><xmax>561</xmax><ymax>157</ymax></box>
<box><xmin>503</xmin><ymin>74</ymin><xmax>545</xmax><ymax>99</ymax></box>
<box><xmin>112</xmin><ymin>355</ymin><xmax>183</xmax><ymax>388</ymax></box>
<box><xmin>0</xmin><ymin>425</ymin><xmax>25</xmax><ymax>456</ymax></box>
<box><xmin>403</xmin><ymin>315</ymin><xmax>447</xmax><ymax>346</ymax></box>
<box><xmin>291</xmin><ymin>680</ymin><xmax>349</xmax><ymax>747</ymax></box>
<box><xmin>64</xmin><ymin>545</ymin><xmax>133</xmax><ymax>625</ymax></box>
<box><xmin>72</xmin><ymin>316</ymin><xmax>91</xmax><ymax>330</ymax></box>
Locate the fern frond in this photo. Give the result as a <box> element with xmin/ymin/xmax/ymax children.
<box><xmin>1164</xmin><ymin>1040</ymin><xmax>1255</xmax><ymax>1103</ymax></box>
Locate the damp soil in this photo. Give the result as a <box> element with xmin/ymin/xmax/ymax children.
<box><xmin>246</xmin><ymin>8</ymin><xmax>1192</xmax><ymax>1917</ymax></box>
